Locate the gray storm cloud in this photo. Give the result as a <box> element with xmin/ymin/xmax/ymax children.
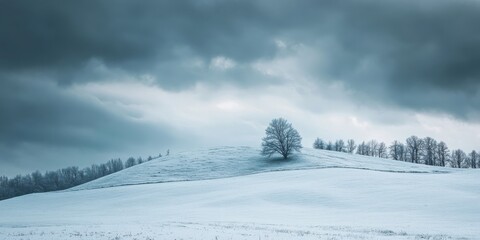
<box><xmin>1</xmin><ymin>0</ymin><xmax>479</xmax><ymax>114</ymax></box>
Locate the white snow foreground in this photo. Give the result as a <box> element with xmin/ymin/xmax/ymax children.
<box><xmin>0</xmin><ymin>147</ymin><xmax>479</xmax><ymax>240</ymax></box>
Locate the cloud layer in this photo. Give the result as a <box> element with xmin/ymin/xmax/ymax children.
<box><xmin>2</xmin><ymin>0</ymin><xmax>479</xmax><ymax>114</ymax></box>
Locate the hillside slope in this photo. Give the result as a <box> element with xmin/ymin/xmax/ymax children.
<box><xmin>72</xmin><ymin>146</ymin><xmax>453</xmax><ymax>191</ymax></box>
<box><xmin>0</xmin><ymin>147</ymin><xmax>478</xmax><ymax>240</ymax></box>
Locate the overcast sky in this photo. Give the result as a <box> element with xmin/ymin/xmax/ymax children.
<box><xmin>1</xmin><ymin>0</ymin><xmax>480</xmax><ymax>176</ymax></box>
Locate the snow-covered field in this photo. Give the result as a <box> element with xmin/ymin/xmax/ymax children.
<box><xmin>0</xmin><ymin>147</ymin><xmax>479</xmax><ymax>239</ymax></box>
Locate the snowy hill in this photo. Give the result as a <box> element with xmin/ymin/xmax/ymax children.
<box><xmin>72</xmin><ymin>146</ymin><xmax>453</xmax><ymax>191</ymax></box>
<box><xmin>0</xmin><ymin>147</ymin><xmax>479</xmax><ymax>240</ymax></box>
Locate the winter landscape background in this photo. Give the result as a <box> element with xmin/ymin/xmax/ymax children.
<box><xmin>1</xmin><ymin>0</ymin><xmax>480</xmax><ymax>239</ymax></box>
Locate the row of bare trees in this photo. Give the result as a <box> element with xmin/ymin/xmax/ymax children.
<box><xmin>313</xmin><ymin>136</ymin><xmax>478</xmax><ymax>168</ymax></box>
<box><xmin>0</xmin><ymin>153</ymin><xmax>165</xmax><ymax>201</ymax></box>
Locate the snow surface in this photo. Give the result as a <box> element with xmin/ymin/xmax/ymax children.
<box><xmin>0</xmin><ymin>147</ymin><xmax>479</xmax><ymax>239</ymax></box>
<box><xmin>71</xmin><ymin>146</ymin><xmax>453</xmax><ymax>191</ymax></box>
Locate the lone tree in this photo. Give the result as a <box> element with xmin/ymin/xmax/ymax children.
<box><xmin>313</xmin><ymin>138</ymin><xmax>325</xmax><ymax>149</ymax></box>
<box><xmin>261</xmin><ymin>118</ymin><xmax>302</xmax><ymax>159</ymax></box>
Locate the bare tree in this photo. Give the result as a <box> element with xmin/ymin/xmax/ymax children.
<box><xmin>436</xmin><ymin>141</ymin><xmax>449</xmax><ymax>167</ymax></box>
<box><xmin>31</xmin><ymin>171</ymin><xmax>45</xmax><ymax>192</ymax></box>
<box><xmin>406</xmin><ymin>136</ymin><xmax>423</xmax><ymax>163</ymax></box>
<box><xmin>368</xmin><ymin>140</ymin><xmax>379</xmax><ymax>157</ymax></box>
<box><xmin>334</xmin><ymin>139</ymin><xmax>345</xmax><ymax>152</ymax></box>
<box><xmin>468</xmin><ymin>150</ymin><xmax>478</xmax><ymax>168</ymax></box>
<box><xmin>107</xmin><ymin>158</ymin><xmax>124</xmax><ymax>173</ymax></box>
<box><xmin>377</xmin><ymin>142</ymin><xmax>388</xmax><ymax>158</ymax></box>
<box><xmin>346</xmin><ymin>139</ymin><xmax>356</xmax><ymax>154</ymax></box>
<box><xmin>125</xmin><ymin>157</ymin><xmax>136</xmax><ymax>168</ymax></box>
<box><xmin>261</xmin><ymin>118</ymin><xmax>302</xmax><ymax>159</ymax></box>
<box><xmin>326</xmin><ymin>141</ymin><xmax>334</xmax><ymax>151</ymax></box>
<box><xmin>313</xmin><ymin>138</ymin><xmax>325</xmax><ymax>149</ymax></box>
<box><xmin>389</xmin><ymin>140</ymin><xmax>404</xmax><ymax>160</ymax></box>
<box><xmin>356</xmin><ymin>141</ymin><xmax>367</xmax><ymax>155</ymax></box>
<box><xmin>423</xmin><ymin>137</ymin><xmax>437</xmax><ymax>166</ymax></box>
<box><xmin>451</xmin><ymin>149</ymin><xmax>466</xmax><ymax>168</ymax></box>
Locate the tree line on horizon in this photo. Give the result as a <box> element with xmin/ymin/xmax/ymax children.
<box><xmin>313</xmin><ymin>136</ymin><xmax>478</xmax><ymax>168</ymax></box>
<box><xmin>259</xmin><ymin>118</ymin><xmax>478</xmax><ymax>169</ymax></box>
<box><xmin>0</xmin><ymin>152</ymin><xmax>167</xmax><ymax>201</ymax></box>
